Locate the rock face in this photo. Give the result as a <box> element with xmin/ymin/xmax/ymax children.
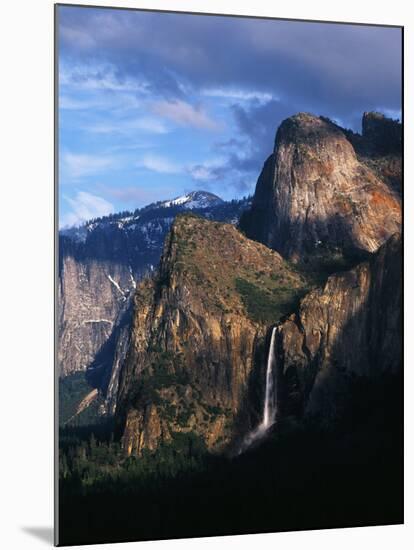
<box><xmin>271</xmin><ymin>233</ymin><xmax>402</xmax><ymax>421</ymax></box>
<box><xmin>114</xmin><ymin>112</ymin><xmax>402</xmax><ymax>454</ymax></box>
<box><xmin>117</xmin><ymin>215</ymin><xmax>308</xmax><ymax>455</ymax></box>
<box><xmin>58</xmin><ymin>248</ymin><xmax>135</xmax><ymax>378</ymax></box>
<box><xmin>58</xmin><ymin>194</ymin><xmax>251</xmax><ymax>379</ymax></box>
<box><xmin>240</xmin><ymin>112</ymin><xmax>401</xmax><ymax>263</ymax></box>
<box><xmin>58</xmin><ymin>112</ymin><xmax>402</xmax><ymax>456</ymax></box>
<box><xmin>350</xmin><ymin>112</ymin><xmax>403</xmax><ymax>195</ymax></box>
<box><xmin>361</xmin><ymin>111</ymin><xmax>402</xmax><ymax>156</ymax></box>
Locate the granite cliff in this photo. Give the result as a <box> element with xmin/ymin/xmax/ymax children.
<box><xmin>350</xmin><ymin>112</ymin><xmax>402</xmax><ymax>195</ymax></box>
<box><xmin>239</xmin><ymin>112</ymin><xmax>401</xmax><ymax>264</ymax></box>
<box><xmin>59</xmin><ymin>111</ymin><xmax>402</xmax><ymax>457</ymax></box>
<box><xmin>116</xmin><ymin>112</ymin><xmax>402</xmax><ymax>455</ymax></box>
<box><xmin>270</xmin><ymin>233</ymin><xmax>402</xmax><ymax>422</ymax></box>
<box><xmin>58</xmin><ymin>194</ymin><xmax>251</xmax><ymax>419</ymax></box>
<box><xmin>117</xmin><ymin>215</ymin><xmax>309</xmax><ymax>454</ymax></box>
<box><xmin>58</xmin><ymin>191</ymin><xmax>250</xmax><ymax>378</ymax></box>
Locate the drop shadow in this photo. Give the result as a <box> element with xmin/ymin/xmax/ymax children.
<box><xmin>21</xmin><ymin>526</ymin><xmax>54</xmax><ymax>545</ymax></box>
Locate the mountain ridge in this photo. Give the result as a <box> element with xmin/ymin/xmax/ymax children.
<box><xmin>60</xmin><ymin>189</ymin><xmax>229</xmax><ymax>238</ymax></box>
<box><xmin>58</xmin><ymin>194</ymin><xmax>252</xmax><ymax>386</ymax></box>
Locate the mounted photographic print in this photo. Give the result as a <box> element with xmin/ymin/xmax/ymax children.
<box><xmin>55</xmin><ymin>3</ymin><xmax>403</xmax><ymax>546</ymax></box>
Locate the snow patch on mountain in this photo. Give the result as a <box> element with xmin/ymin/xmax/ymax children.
<box><xmin>107</xmin><ymin>275</ymin><xmax>127</xmax><ymax>300</ymax></box>
<box><xmin>160</xmin><ymin>191</ymin><xmax>223</xmax><ymax>210</ymax></box>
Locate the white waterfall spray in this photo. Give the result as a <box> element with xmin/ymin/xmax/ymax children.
<box><xmin>238</xmin><ymin>326</ymin><xmax>278</xmax><ymax>453</ymax></box>
<box><xmin>262</xmin><ymin>326</ymin><xmax>277</xmax><ymax>428</ymax></box>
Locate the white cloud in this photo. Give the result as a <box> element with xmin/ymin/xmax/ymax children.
<box><xmin>61</xmin><ymin>152</ymin><xmax>117</xmax><ymax>180</ymax></box>
<box><xmin>61</xmin><ymin>191</ymin><xmax>114</xmax><ymax>228</ymax></box>
<box><xmin>202</xmin><ymin>88</ymin><xmax>275</xmax><ymax>103</ymax></box>
<box><xmin>84</xmin><ymin>117</ymin><xmax>168</xmax><ymax>135</ymax></box>
<box><xmin>152</xmin><ymin>100</ymin><xmax>220</xmax><ymax>131</ymax></box>
<box><xmin>137</xmin><ymin>154</ymin><xmax>182</xmax><ymax>174</ymax></box>
<box><xmin>60</xmin><ymin>89</ymin><xmax>148</xmax><ymax>115</ymax></box>
<box><xmin>60</xmin><ymin>62</ymin><xmax>148</xmax><ymax>94</ymax></box>
<box><xmin>188</xmin><ymin>165</ymin><xmax>215</xmax><ymax>181</ymax></box>
<box><xmin>187</xmin><ymin>158</ymin><xmax>227</xmax><ymax>181</ymax></box>
<box><xmin>59</xmin><ymin>95</ymin><xmax>101</xmax><ymax>111</ymax></box>
<box><xmin>96</xmin><ymin>184</ymin><xmax>173</xmax><ymax>207</ymax></box>
<box><xmin>135</xmin><ymin>153</ymin><xmax>229</xmax><ymax>180</ymax></box>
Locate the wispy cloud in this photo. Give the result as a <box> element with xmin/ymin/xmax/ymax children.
<box><xmin>137</xmin><ymin>154</ymin><xmax>182</xmax><ymax>174</ymax></box>
<box><xmin>61</xmin><ymin>152</ymin><xmax>117</xmax><ymax>180</ymax></box>
<box><xmin>60</xmin><ymin>62</ymin><xmax>148</xmax><ymax>94</ymax></box>
<box><xmin>187</xmin><ymin>158</ymin><xmax>227</xmax><ymax>182</ymax></box>
<box><xmin>59</xmin><ymin>89</ymin><xmax>148</xmax><ymax>114</ymax></box>
<box><xmin>152</xmin><ymin>100</ymin><xmax>221</xmax><ymax>131</ymax></box>
<box><xmin>59</xmin><ymin>9</ymin><xmax>402</xmax><ymax>123</ymax></box>
<box><xmin>59</xmin><ymin>95</ymin><xmax>107</xmax><ymax>111</ymax></box>
<box><xmin>202</xmin><ymin>88</ymin><xmax>275</xmax><ymax>104</ymax></box>
<box><xmin>136</xmin><ymin>154</ymin><xmax>231</xmax><ymax>180</ymax></box>
<box><xmin>61</xmin><ymin>191</ymin><xmax>114</xmax><ymax>227</ymax></box>
<box><xmin>84</xmin><ymin>117</ymin><xmax>168</xmax><ymax>135</ymax></box>
<box><xmin>96</xmin><ymin>183</ymin><xmax>174</xmax><ymax>207</ymax></box>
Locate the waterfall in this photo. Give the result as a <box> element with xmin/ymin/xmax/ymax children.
<box><xmin>237</xmin><ymin>326</ymin><xmax>278</xmax><ymax>453</ymax></box>
<box><xmin>262</xmin><ymin>326</ymin><xmax>277</xmax><ymax>428</ymax></box>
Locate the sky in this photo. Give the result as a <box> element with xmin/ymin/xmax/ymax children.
<box><xmin>58</xmin><ymin>6</ymin><xmax>402</xmax><ymax>228</ymax></box>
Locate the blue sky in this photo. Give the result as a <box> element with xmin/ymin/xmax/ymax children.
<box><xmin>58</xmin><ymin>6</ymin><xmax>402</xmax><ymax>227</ymax></box>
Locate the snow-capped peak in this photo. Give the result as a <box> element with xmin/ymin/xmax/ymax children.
<box><xmin>59</xmin><ymin>191</ymin><xmax>229</xmax><ymax>241</ymax></box>
<box><xmin>160</xmin><ymin>191</ymin><xmax>223</xmax><ymax>210</ymax></box>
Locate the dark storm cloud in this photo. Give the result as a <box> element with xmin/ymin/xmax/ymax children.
<box><xmin>231</xmin><ymin>100</ymin><xmax>298</xmax><ymax>157</ymax></box>
<box><xmin>59</xmin><ymin>6</ymin><xmax>402</xmax><ymax>196</ymax></box>
<box><xmin>59</xmin><ymin>7</ymin><xmax>401</xmax><ymax>114</ymax></box>
<box><xmin>187</xmin><ymin>100</ymin><xmax>299</xmax><ymax>194</ymax></box>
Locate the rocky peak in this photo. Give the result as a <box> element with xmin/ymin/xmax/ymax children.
<box><xmin>275</xmin><ymin>112</ymin><xmax>348</xmax><ymax>150</ymax></box>
<box><xmin>160</xmin><ymin>190</ymin><xmax>224</xmax><ymax>210</ymax></box>
<box><xmin>361</xmin><ymin>111</ymin><xmax>402</xmax><ymax>155</ymax></box>
<box><xmin>240</xmin><ymin>112</ymin><xmax>401</xmax><ymax>264</ymax></box>
<box><xmin>116</xmin><ymin>214</ymin><xmax>310</xmax><ymax>455</ymax></box>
